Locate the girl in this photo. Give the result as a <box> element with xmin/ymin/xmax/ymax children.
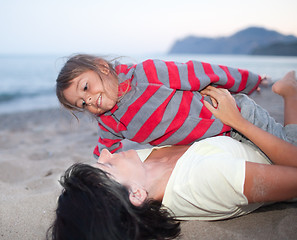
<box><xmin>56</xmin><ymin>54</ymin><xmax>294</xmax><ymax>158</ymax></box>
<box><xmin>48</xmin><ymin>73</ymin><xmax>297</xmax><ymax>240</ymax></box>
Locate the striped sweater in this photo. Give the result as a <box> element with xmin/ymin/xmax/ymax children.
<box><xmin>94</xmin><ymin>59</ymin><xmax>261</xmax><ymax>157</ymax></box>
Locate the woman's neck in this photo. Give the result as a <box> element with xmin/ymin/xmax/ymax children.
<box><xmin>144</xmin><ymin>145</ymin><xmax>190</xmax><ymax>201</ymax></box>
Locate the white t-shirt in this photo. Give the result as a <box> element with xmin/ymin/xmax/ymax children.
<box><xmin>136</xmin><ymin>136</ymin><xmax>271</xmax><ymax>221</ymax></box>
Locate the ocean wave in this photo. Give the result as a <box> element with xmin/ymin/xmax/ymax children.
<box><xmin>0</xmin><ymin>93</ymin><xmax>59</xmax><ymax>114</ymax></box>
<box><xmin>0</xmin><ymin>89</ymin><xmax>55</xmax><ymax>103</ymax></box>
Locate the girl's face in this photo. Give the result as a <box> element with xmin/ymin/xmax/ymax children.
<box><xmin>93</xmin><ymin>149</ymin><xmax>146</xmax><ymax>187</ymax></box>
<box><xmin>63</xmin><ymin>70</ymin><xmax>118</xmax><ymax>115</ymax></box>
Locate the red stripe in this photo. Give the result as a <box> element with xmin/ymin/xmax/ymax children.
<box><xmin>93</xmin><ymin>145</ymin><xmax>100</xmax><ymax>157</ymax></box>
<box><xmin>115</xmin><ymin>64</ymin><xmax>136</xmax><ymax>75</ymax></box>
<box><xmin>165</xmin><ymin>61</ymin><xmax>181</xmax><ymax>89</ymax></box>
<box><xmin>93</xmin><ymin>142</ymin><xmax>123</xmax><ymax>157</ymax></box>
<box><xmin>110</xmin><ymin>143</ymin><xmax>123</xmax><ymax>153</ymax></box>
<box><xmin>177</xmin><ymin>119</ymin><xmax>215</xmax><ymax>145</ymax></box>
<box><xmin>220</xmin><ymin>124</ymin><xmax>232</xmax><ymax>134</ymax></box>
<box><xmin>176</xmin><ymin>117</ymin><xmax>232</xmax><ymax>145</ymax></box>
<box><xmin>202</xmin><ymin>62</ymin><xmax>220</xmax><ymax>84</ymax></box>
<box><xmin>107</xmin><ymin>104</ymin><xmax>118</xmax><ymax>114</ymax></box>
<box><xmin>217</xmin><ymin>65</ymin><xmax>235</xmax><ymax>89</ymax></box>
<box><xmin>120</xmin><ymin>60</ymin><xmax>162</xmax><ymax>127</ymax></box>
<box><xmin>186</xmin><ymin>61</ymin><xmax>200</xmax><ymax>90</ymax></box>
<box><xmin>142</xmin><ymin>59</ymin><xmax>163</xmax><ymax>84</ymax></box>
<box><xmin>199</xmin><ymin>98</ymin><xmax>213</xmax><ymax>119</ymax></box>
<box><xmin>97</xmin><ymin>105</ymin><xmax>121</xmax><ymax>130</ymax></box>
<box><xmin>149</xmin><ymin>92</ymin><xmax>193</xmax><ymax>145</ymax></box>
<box><xmin>120</xmin><ymin>85</ymin><xmax>161</xmax><ymax>127</ymax></box>
<box><xmin>131</xmin><ymin>91</ymin><xmax>176</xmax><ymax>143</ymax></box>
<box><xmin>118</xmin><ymin>79</ymin><xmax>132</xmax><ymax>97</ymax></box>
<box><xmin>99</xmin><ymin>137</ymin><xmax>122</xmax><ymax>148</ymax></box>
<box><xmin>100</xmin><ymin>115</ymin><xmax>124</xmax><ymax>133</ymax></box>
<box><xmin>217</xmin><ymin>129</ymin><xmax>231</xmax><ymax>136</ymax></box>
<box><xmin>237</xmin><ymin>69</ymin><xmax>248</xmax><ymax>92</ymax></box>
<box><xmin>98</xmin><ymin>122</ymin><xmax>109</xmax><ymax>132</ymax></box>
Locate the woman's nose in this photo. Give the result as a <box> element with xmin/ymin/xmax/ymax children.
<box><xmin>98</xmin><ymin>149</ymin><xmax>112</xmax><ymax>164</ymax></box>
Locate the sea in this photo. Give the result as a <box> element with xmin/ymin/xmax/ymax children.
<box><xmin>0</xmin><ymin>54</ymin><xmax>297</xmax><ymax>114</ymax></box>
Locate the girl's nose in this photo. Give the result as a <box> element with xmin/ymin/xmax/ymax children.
<box><xmin>86</xmin><ymin>96</ymin><xmax>92</xmax><ymax>105</ymax></box>
<box><xmin>98</xmin><ymin>149</ymin><xmax>112</xmax><ymax>164</ymax></box>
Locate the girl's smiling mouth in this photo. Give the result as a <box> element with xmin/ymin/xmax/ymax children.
<box><xmin>97</xmin><ymin>94</ymin><xmax>102</xmax><ymax>108</ymax></box>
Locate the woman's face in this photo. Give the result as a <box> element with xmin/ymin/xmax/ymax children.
<box><xmin>93</xmin><ymin>149</ymin><xmax>147</xmax><ymax>187</ymax></box>
<box><xmin>63</xmin><ymin>70</ymin><xmax>118</xmax><ymax>115</ymax></box>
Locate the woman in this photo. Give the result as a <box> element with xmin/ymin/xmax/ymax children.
<box><xmin>47</xmin><ymin>72</ymin><xmax>297</xmax><ymax>240</ymax></box>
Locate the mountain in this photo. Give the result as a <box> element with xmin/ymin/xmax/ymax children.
<box><xmin>168</xmin><ymin>27</ymin><xmax>297</xmax><ymax>55</ymax></box>
<box><xmin>251</xmin><ymin>41</ymin><xmax>297</xmax><ymax>56</ymax></box>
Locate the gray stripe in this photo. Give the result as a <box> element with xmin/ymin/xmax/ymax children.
<box><xmin>285</xmin><ymin>124</ymin><xmax>297</xmax><ymax>146</ymax></box>
<box><xmin>234</xmin><ymin>93</ymin><xmax>290</xmax><ymax>142</ymax></box>
<box><xmin>202</xmin><ymin>119</ymin><xmax>225</xmax><ymax>138</ymax></box>
<box><xmin>145</xmin><ymin>91</ymin><xmax>183</xmax><ymax>142</ymax></box>
<box><xmin>161</xmin><ymin>93</ymin><xmax>203</xmax><ymax>145</ymax></box>
<box><xmin>124</xmin><ymin>85</ymin><xmax>174</xmax><ymax>140</ymax></box>
<box><xmin>134</xmin><ymin>62</ymin><xmax>149</xmax><ymax>84</ymax></box>
<box><xmin>212</xmin><ymin>64</ymin><xmax>228</xmax><ymax>86</ymax></box>
<box><xmin>189</xmin><ymin>92</ymin><xmax>203</xmax><ymax>116</ymax></box>
<box><xmin>193</xmin><ymin>61</ymin><xmax>211</xmax><ymax>90</ymax></box>
<box><xmin>226</xmin><ymin>67</ymin><xmax>242</xmax><ymax>92</ymax></box>
<box><xmin>176</xmin><ymin>61</ymin><xmax>190</xmax><ymax>89</ymax></box>
<box><xmin>117</xmin><ymin>66</ymin><xmax>135</xmax><ymax>83</ymax></box>
<box><xmin>97</xmin><ymin>119</ymin><xmax>124</xmax><ymax>138</ymax></box>
<box><xmin>155</xmin><ymin>60</ymin><xmax>170</xmax><ymax>87</ymax></box>
<box><xmin>244</xmin><ymin>71</ymin><xmax>259</xmax><ymax>93</ymax></box>
<box><xmin>161</xmin><ymin>116</ymin><xmax>199</xmax><ymax>145</ymax></box>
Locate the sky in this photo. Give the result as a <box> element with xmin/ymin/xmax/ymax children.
<box><xmin>1</xmin><ymin>0</ymin><xmax>297</xmax><ymax>56</ymax></box>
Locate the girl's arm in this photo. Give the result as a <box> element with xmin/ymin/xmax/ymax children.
<box><xmin>201</xmin><ymin>86</ymin><xmax>297</xmax><ymax>167</ymax></box>
<box><xmin>93</xmin><ymin>122</ymin><xmax>124</xmax><ymax>158</ymax></box>
<box><xmin>142</xmin><ymin>59</ymin><xmax>261</xmax><ymax>93</ymax></box>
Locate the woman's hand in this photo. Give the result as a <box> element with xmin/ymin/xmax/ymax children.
<box><xmin>200</xmin><ymin>86</ymin><xmax>243</xmax><ymax>128</ymax></box>
<box><xmin>201</xmin><ymin>87</ymin><xmax>297</xmax><ymax>167</ymax></box>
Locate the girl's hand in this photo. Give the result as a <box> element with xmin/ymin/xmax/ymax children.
<box><xmin>256</xmin><ymin>75</ymin><xmax>271</xmax><ymax>92</ymax></box>
<box><xmin>200</xmin><ymin>86</ymin><xmax>243</xmax><ymax>128</ymax></box>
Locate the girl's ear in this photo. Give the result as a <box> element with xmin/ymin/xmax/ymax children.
<box><xmin>128</xmin><ymin>184</ymin><xmax>148</xmax><ymax>206</ymax></box>
<box><xmin>96</xmin><ymin>59</ymin><xmax>110</xmax><ymax>75</ymax></box>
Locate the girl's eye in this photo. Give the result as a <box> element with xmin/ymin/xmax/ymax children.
<box><xmin>82</xmin><ymin>100</ymin><xmax>86</xmax><ymax>108</ymax></box>
<box><xmin>83</xmin><ymin>83</ymin><xmax>88</xmax><ymax>91</ymax></box>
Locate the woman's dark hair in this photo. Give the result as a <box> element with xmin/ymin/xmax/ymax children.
<box><xmin>47</xmin><ymin>163</ymin><xmax>180</xmax><ymax>240</ymax></box>
<box><xmin>56</xmin><ymin>54</ymin><xmax>118</xmax><ymax>111</ymax></box>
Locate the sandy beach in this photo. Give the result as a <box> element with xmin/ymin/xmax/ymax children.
<box><xmin>0</xmin><ymin>86</ymin><xmax>296</xmax><ymax>240</ymax></box>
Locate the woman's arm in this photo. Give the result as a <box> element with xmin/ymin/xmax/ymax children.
<box><xmin>245</xmin><ymin>162</ymin><xmax>297</xmax><ymax>203</ymax></box>
<box><xmin>200</xmin><ymin>86</ymin><xmax>297</xmax><ymax>167</ymax></box>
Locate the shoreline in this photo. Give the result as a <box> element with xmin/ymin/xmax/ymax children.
<box><xmin>0</xmin><ymin>84</ymin><xmax>285</xmax><ymax>125</ymax></box>
<box><xmin>1</xmin><ymin>86</ymin><xmax>296</xmax><ymax>240</ymax></box>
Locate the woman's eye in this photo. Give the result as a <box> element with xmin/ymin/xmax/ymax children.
<box><xmin>83</xmin><ymin>83</ymin><xmax>88</xmax><ymax>91</ymax></box>
<box><xmin>105</xmin><ymin>163</ymin><xmax>112</xmax><ymax>168</ymax></box>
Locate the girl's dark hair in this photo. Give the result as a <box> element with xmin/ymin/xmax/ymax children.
<box><xmin>56</xmin><ymin>54</ymin><xmax>118</xmax><ymax>111</ymax></box>
<box><xmin>47</xmin><ymin>163</ymin><xmax>180</xmax><ymax>240</ymax></box>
